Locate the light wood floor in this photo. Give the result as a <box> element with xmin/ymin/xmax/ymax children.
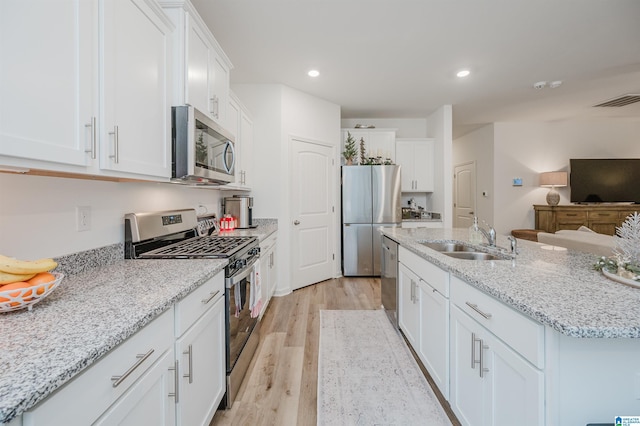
<box><xmin>211</xmin><ymin>276</ymin><xmax>459</xmax><ymax>426</ymax></box>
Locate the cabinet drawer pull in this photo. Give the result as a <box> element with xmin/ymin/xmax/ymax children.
<box><xmin>465</xmin><ymin>302</ymin><xmax>492</xmax><ymax>319</ymax></box>
<box><xmin>168</xmin><ymin>360</ymin><xmax>179</xmax><ymax>403</ymax></box>
<box><xmin>183</xmin><ymin>344</ymin><xmax>193</xmax><ymax>384</ymax></box>
<box><xmin>565</xmin><ymin>213</ymin><xmax>578</xmax><ymax>216</ymax></box>
<box><xmin>111</xmin><ymin>348</ymin><xmax>154</xmax><ymax>388</ymax></box>
<box><xmin>201</xmin><ymin>290</ymin><xmax>220</xmax><ymax>305</ymax></box>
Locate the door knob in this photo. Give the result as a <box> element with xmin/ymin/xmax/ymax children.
<box><xmin>293</xmin><ymin>220</ymin><xmax>300</xmax><ymax>225</ymax></box>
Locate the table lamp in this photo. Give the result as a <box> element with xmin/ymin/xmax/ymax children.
<box><xmin>539</xmin><ymin>171</ymin><xmax>568</xmax><ymax>206</ymax></box>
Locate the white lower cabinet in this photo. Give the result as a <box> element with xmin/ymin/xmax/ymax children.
<box><xmin>175</xmin><ymin>293</ymin><xmax>225</xmax><ymax>426</ymax></box>
<box><xmin>450</xmin><ymin>305</ymin><xmax>544</xmax><ymax>426</ymax></box>
<box><xmin>417</xmin><ymin>279</ymin><xmax>449</xmax><ymax>399</ymax></box>
<box><xmin>23</xmin><ymin>272</ymin><xmax>226</xmax><ymax>426</ymax></box>
<box><xmin>23</xmin><ymin>309</ymin><xmax>175</xmax><ymax>426</ymax></box>
<box><xmin>398</xmin><ymin>246</ymin><xmax>449</xmax><ymax>398</ymax></box>
<box><xmin>259</xmin><ymin>232</ymin><xmax>277</xmax><ymax>317</ymax></box>
<box><xmin>93</xmin><ymin>347</ymin><xmax>176</xmax><ymax>426</ymax></box>
<box><xmin>398</xmin><ymin>262</ymin><xmax>420</xmax><ymax>348</ymax></box>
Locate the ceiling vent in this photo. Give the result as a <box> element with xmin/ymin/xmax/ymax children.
<box><xmin>593</xmin><ymin>94</ymin><xmax>640</xmax><ymax>107</ymax></box>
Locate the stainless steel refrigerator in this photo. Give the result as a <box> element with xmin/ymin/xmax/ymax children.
<box><xmin>342</xmin><ymin>165</ymin><xmax>401</xmax><ymax>276</ymax></box>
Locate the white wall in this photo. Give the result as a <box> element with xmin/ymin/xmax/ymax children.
<box><xmin>453</xmin><ymin>124</ymin><xmax>495</xmax><ymax>226</ymax></box>
<box><xmin>232</xmin><ymin>83</ymin><xmax>341</xmax><ymax>294</ymax></box>
<box><xmin>427</xmin><ymin>105</ymin><xmax>454</xmax><ymax>228</ymax></box>
<box><xmin>341</xmin><ymin>118</ymin><xmax>427</xmax><ymax>138</ymax></box>
<box><xmin>454</xmin><ymin>119</ymin><xmax>640</xmax><ymax>235</ymax></box>
<box><xmin>0</xmin><ymin>173</ymin><xmax>223</xmax><ymax>259</ymax></box>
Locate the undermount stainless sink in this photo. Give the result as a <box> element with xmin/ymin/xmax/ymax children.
<box><xmin>420</xmin><ymin>240</ymin><xmax>510</xmax><ymax>260</ymax></box>
<box><xmin>420</xmin><ymin>241</ymin><xmax>476</xmax><ymax>252</ymax></box>
<box><xmin>442</xmin><ymin>251</ymin><xmax>508</xmax><ymax>261</ymax></box>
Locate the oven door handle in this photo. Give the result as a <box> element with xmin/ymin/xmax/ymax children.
<box><xmin>225</xmin><ymin>256</ymin><xmax>259</xmax><ymax>288</ymax></box>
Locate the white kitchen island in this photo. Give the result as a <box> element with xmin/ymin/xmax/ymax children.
<box><xmin>381</xmin><ymin>227</ymin><xmax>640</xmax><ymax>426</ymax></box>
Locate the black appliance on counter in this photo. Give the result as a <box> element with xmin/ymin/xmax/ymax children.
<box><xmin>124</xmin><ymin>208</ymin><xmax>260</xmax><ymax>409</ymax></box>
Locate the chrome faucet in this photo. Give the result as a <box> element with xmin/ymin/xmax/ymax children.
<box><xmin>478</xmin><ymin>223</ymin><xmax>497</xmax><ymax>247</ymax></box>
<box><xmin>507</xmin><ymin>235</ymin><xmax>518</xmax><ymax>256</ymax></box>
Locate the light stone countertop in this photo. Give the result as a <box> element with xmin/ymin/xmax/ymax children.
<box><xmin>381</xmin><ymin>227</ymin><xmax>640</xmax><ymax>339</ymax></box>
<box><xmin>0</xmin><ymin>222</ymin><xmax>277</xmax><ymax>424</ymax></box>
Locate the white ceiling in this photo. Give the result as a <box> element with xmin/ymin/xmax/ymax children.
<box><xmin>192</xmin><ymin>0</ymin><xmax>640</xmax><ymax>138</ymax></box>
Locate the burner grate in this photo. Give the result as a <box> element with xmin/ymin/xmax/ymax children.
<box><xmin>141</xmin><ymin>236</ymin><xmax>255</xmax><ymax>258</ymax></box>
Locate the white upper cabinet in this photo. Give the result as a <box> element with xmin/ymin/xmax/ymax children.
<box><xmin>0</xmin><ymin>0</ymin><xmax>96</xmax><ymax>168</ymax></box>
<box><xmin>161</xmin><ymin>0</ymin><xmax>232</xmax><ymax>126</ymax></box>
<box><xmin>101</xmin><ymin>0</ymin><xmax>173</xmax><ymax>178</ymax></box>
<box><xmin>226</xmin><ymin>91</ymin><xmax>253</xmax><ymax>189</ymax></box>
<box><xmin>341</xmin><ymin>129</ymin><xmax>396</xmax><ymax>164</ymax></box>
<box><xmin>0</xmin><ymin>0</ymin><xmax>173</xmax><ymax>180</ymax></box>
<box><xmin>395</xmin><ymin>138</ymin><xmax>434</xmax><ymax>192</ymax></box>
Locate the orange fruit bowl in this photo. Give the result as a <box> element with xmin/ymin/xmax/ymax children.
<box><xmin>0</xmin><ymin>272</ymin><xmax>64</xmax><ymax>313</ymax></box>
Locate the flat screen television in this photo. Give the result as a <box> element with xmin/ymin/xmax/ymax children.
<box><xmin>570</xmin><ymin>158</ymin><xmax>640</xmax><ymax>204</ymax></box>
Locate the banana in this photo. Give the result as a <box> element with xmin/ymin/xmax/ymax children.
<box><xmin>0</xmin><ymin>255</ymin><xmax>58</xmax><ymax>275</ymax></box>
<box><xmin>0</xmin><ymin>271</ymin><xmax>37</xmax><ymax>284</ymax></box>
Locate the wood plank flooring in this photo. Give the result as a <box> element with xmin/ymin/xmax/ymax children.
<box><xmin>211</xmin><ymin>277</ymin><xmax>459</xmax><ymax>426</ymax></box>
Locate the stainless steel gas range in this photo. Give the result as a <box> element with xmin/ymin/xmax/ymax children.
<box><xmin>124</xmin><ymin>208</ymin><xmax>260</xmax><ymax>409</ymax></box>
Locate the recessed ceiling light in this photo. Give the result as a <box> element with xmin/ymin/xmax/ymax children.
<box><xmin>308</xmin><ymin>70</ymin><xmax>320</xmax><ymax>77</ymax></box>
<box><xmin>456</xmin><ymin>70</ymin><xmax>470</xmax><ymax>78</ymax></box>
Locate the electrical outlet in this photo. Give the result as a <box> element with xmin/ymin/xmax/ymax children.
<box><xmin>76</xmin><ymin>206</ymin><xmax>91</xmax><ymax>232</ymax></box>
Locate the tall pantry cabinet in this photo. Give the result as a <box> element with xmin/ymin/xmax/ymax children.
<box><xmin>0</xmin><ymin>0</ymin><xmax>174</xmax><ymax>179</ymax></box>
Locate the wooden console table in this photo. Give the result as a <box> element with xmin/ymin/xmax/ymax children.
<box><xmin>534</xmin><ymin>204</ymin><xmax>639</xmax><ymax>235</ymax></box>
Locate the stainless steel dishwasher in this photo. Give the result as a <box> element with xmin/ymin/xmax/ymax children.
<box><xmin>381</xmin><ymin>235</ymin><xmax>399</xmax><ymax>329</ymax></box>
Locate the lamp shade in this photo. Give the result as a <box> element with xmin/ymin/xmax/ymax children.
<box><xmin>539</xmin><ymin>171</ymin><xmax>568</xmax><ymax>187</ymax></box>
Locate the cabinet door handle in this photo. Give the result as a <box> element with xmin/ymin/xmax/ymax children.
<box><xmin>201</xmin><ymin>290</ymin><xmax>220</xmax><ymax>305</ymax></box>
<box><xmin>168</xmin><ymin>360</ymin><xmax>179</xmax><ymax>403</ymax></box>
<box><xmin>84</xmin><ymin>117</ymin><xmax>96</xmax><ymax>159</ymax></box>
<box><xmin>211</xmin><ymin>95</ymin><xmax>219</xmax><ymax>118</ymax></box>
<box><xmin>480</xmin><ymin>340</ymin><xmax>489</xmax><ymax>378</ymax></box>
<box><xmin>111</xmin><ymin>348</ymin><xmax>154</xmax><ymax>387</ymax></box>
<box><xmin>108</xmin><ymin>125</ymin><xmax>119</xmax><ymax>163</ymax></box>
<box><xmin>183</xmin><ymin>344</ymin><xmax>193</xmax><ymax>384</ymax></box>
<box><xmin>566</xmin><ymin>213</ymin><xmax>578</xmax><ymax>216</ymax></box>
<box><xmin>471</xmin><ymin>332</ymin><xmax>477</xmax><ymax>369</ymax></box>
<box><xmin>465</xmin><ymin>302</ymin><xmax>492</xmax><ymax>319</ymax></box>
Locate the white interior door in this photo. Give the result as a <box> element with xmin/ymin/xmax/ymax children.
<box><xmin>454</xmin><ymin>161</ymin><xmax>476</xmax><ymax>228</ymax></box>
<box><xmin>291</xmin><ymin>138</ymin><xmax>335</xmax><ymax>290</ymax></box>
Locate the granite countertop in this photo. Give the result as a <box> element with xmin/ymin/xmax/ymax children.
<box><xmin>381</xmin><ymin>227</ymin><xmax>640</xmax><ymax>339</ymax></box>
<box><xmin>0</xmin><ymin>221</ymin><xmax>278</xmax><ymax>423</ymax></box>
<box><xmin>217</xmin><ymin>218</ymin><xmax>278</xmax><ymax>240</ymax></box>
<box><xmin>402</xmin><ymin>218</ymin><xmax>443</xmax><ymax>223</ymax></box>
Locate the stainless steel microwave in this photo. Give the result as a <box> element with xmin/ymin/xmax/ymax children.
<box><xmin>171</xmin><ymin>105</ymin><xmax>235</xmax><ymax>185</ymax></box>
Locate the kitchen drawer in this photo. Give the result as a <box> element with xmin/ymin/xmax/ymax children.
<box><xmin>556</xmin><ymin>210</ymin><xmax>587</xmax><ymax>222</ymax></box>
<box><xmin>23</xmin><ymin>309</ymin><xmax>173</xmax><ymax>426</ymax></box>
<box><xmin>450</xmin><ymin>276</ymin><xmax>544</xmax><ymax>368</ymax></box>
<box><xmin>175</xmin><ymin>271</ymin><xmax>224</xmax><ymax>337</ymax></box>
<box><xmin>399</xmin><ymin>246</ymin><xmax>449</xmax><ymax>297</ymax></box>
<box><xmin>260</xmin><ymin>232</ymin><xmax>277</xmax><ymax>252</ymax></box>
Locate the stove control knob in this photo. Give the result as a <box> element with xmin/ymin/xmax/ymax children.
<box><xmin>249</xmin><ymin>247</ymin><xmax>260</xmax><ymax>256</ymax></box>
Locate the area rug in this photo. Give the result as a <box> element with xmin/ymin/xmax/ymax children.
<box><xmin>317</xmin><ymin>309</ymin><xmax>451</xmax><ymax>425</ymax></box>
